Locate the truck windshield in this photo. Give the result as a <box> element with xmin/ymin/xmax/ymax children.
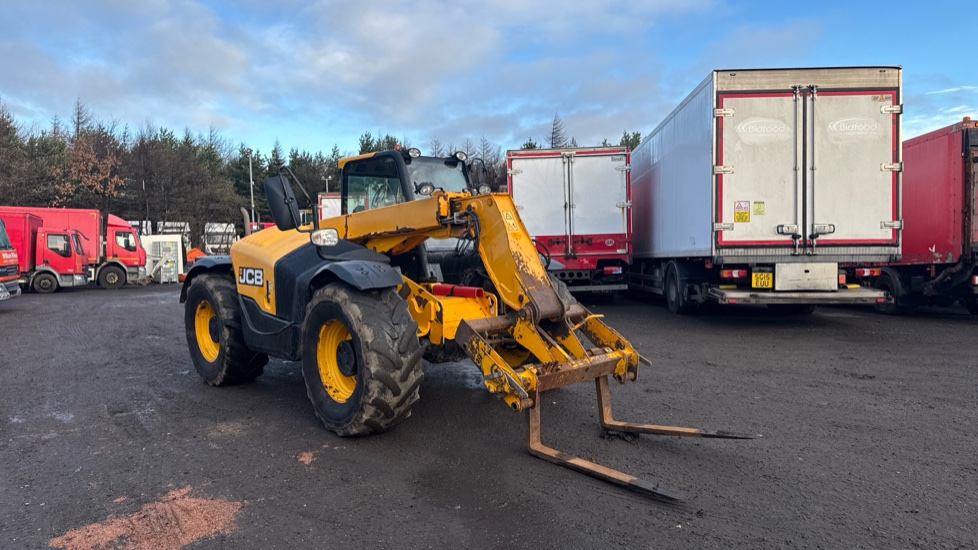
<box><xmin>405</xmin><ymin>157</ymin><xmax>468</xmax><ymax>193</ymax></box>
<box><xmin>0</xmin><ymin>220</ymin><xmax>11</xmax><ymax>249</ymax></box>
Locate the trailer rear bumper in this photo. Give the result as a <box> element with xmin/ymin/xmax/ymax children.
<box><xmin>707</xmin><ymin>286</ymin><xmax>887</xmax><ymax>305</ymax></box>
<box><xmin>568</xmin><ymin>283</ymin><xmax>627</xmax><ymax>294</ymax></box>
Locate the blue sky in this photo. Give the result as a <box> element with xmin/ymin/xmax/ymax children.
<box><xmin>1</xmin><ymin>1</ymin><xmax>973</xmax><ymax>157</ymax></box>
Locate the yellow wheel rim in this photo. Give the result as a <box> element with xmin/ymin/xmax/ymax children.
<box><xmin>317</xmin><ymin>320</ymin><xmax>357</xmax><ymax>402</ymax></box>
<box><xmin>195</xmin><ymin>300</ymin><xmax>220</xmax><ymax>362</ymax></box>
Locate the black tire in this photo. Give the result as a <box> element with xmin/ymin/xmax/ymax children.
<box><xmin>767</xmin><ymin>304</ymin><xmax>816</xmax><ymax>315</ymax></box>
<box><xmin>665</xmin><ymin>263</ymin><xmax>692</xmax><ymax>314</ymax></box>
<box><xmin>872</xmin><ymin>274</ymin><xmax>906</xmax><ymax>315</ymax></box>
<box><xmin>301</xmin><ymin>283</ymin><xmax>424</xmax><ymax>436</ymax></box>
<box><xmin>423</xmin><ymin>340</ymin><xmax>467</xmax><ymax>364</ymax></box>
<box><xmin>33</xmin><ymin>273</ymin><xmax>58</xmax><ymax>294</ymax></box>
<box><xmin>963</xmin><ymin>299</ymin><xmax>978</xmax><ymax>315</ymax></box>
<box><xmin>98</xmin><ymin>265</ymin><xmax>126</xmax><ymax>289</ymax></box>
<box><xmin>184</xmin><ymin>273</ymin><xmax>268</xmax><ymax>386</ymax></box>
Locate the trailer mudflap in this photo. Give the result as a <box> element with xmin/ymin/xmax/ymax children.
<box><xmin>707</xmin><ymin>286</ymin><xmax>887</xmax><ymax>305</ymax></box>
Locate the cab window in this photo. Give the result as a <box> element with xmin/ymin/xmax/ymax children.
<box><xmin>344</xmin><ymin>156</ymin><xmax>404</xmax><ymax>213</ymax></box>
<box><xmin>116</xmin><ymin>231</ymin><xmax>138</xmax><ymax>252</ymax></box>
<box><xmin>47</xmin><ymin>234</ymin><xmax>71</xmax><ymax>257</ymax></box>
<box><xmin>72</xmin><ymin>233</ymin><xmax>85</xmax><ymax>255</ymax></box>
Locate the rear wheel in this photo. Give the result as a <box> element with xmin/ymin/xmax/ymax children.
<box><xmin>665</xmin><ymin>263</ymin><xmax>692</xmax><ymax>314</ymax></box>
<box><xmin>962</xmin><ymin>299</ymin><xmax>978</xmax><ymax>315</ymax></box>
<box><xmin>184</xmin><ymin>273</ymin><xmax>267</xmax><ymax>385</ymax></box>
<box><xmin>98</xmin><ymin>265</ymin><xmax>126</xmax><ymax>289</ymax></box>
<box><xmin>33</xmin><ymin>273</ymin><xmax>58</xmax><ymax>294</ymax></box>
<box><xmin>301</xmin><ymin>283</ymin><xmax>423</xmax><ymax>436</ymax></box>
<box><xmin>872</xmin><ymin>273</ymin><xmax>906</xmax><ymax>315</ymax></box>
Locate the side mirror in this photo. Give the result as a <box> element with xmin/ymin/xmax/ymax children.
<box><xmin>264</xmin><ymin>175</ymin><xmax>300</xmax><ymax>231</ymax></box>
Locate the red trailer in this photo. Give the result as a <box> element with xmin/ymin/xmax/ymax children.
<box><xmin>0</xmin><ymin>217</ymin><xmax>21</xmax><ymax>302</ymax></box>
<box><xmin>0</xmin><ymin>211</ymin><xmax>89</xmax><ymax>293</ymax></box>
<box><xmin>873</xmin><ymin>117</ymin><xmax>978</xmax><ymax>313</ymax></box>
<box><xmin>507</xmin><ymin>147</ymin><xmax>631</xmax><ymax>293</ymax></box>
<box><xmin>0</xmin><ymin>207</ymin><xmax>146</xmax><ymax>289</ymax></box>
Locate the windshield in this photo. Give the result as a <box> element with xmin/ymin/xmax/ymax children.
<box><xmin>0</xmin><ymin>220</ymin><xmax>11</xmax><ymax>249</ymax></box>
<box><xmin>405</xmin><ymin>157</ymin><xmax>468</xmax><ymax>193</ymax></box>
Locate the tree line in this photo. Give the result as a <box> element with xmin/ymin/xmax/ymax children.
<box><xmin>0</xmin><ymin>102</ymin><xmax>640</xmax><ymax>247</ymax></box>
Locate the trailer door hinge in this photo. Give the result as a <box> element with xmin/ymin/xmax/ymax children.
<box><xmin>881</xmin><ymin>220</ymin><xmax>903</xmax><ymax>229</ymax></box>
<box><xmin>881</xmin><ymin>162</ymin><xmax>902</xmax><ymax>172</ymax></box>
<box><xmin>713</xmin><ymin>165</ymin><xmax>734</xmax><ymax>175</ymax></box>
<box><xmin>507</xmin><ymin>168</ymin><xmax>522</xmax><ymax>176</ymax></box>
<box><xmin>714</xmin><ymin>108</ymin><xmax>735</xmax><ymax>117</ymax></box>
<box><xmin>615</xmin><ymin>165</ymin><xmax>631</xmax><ymax>172</ymax></box>
<box><xmin>713</xmin><ymin>223</ymin><xmax>734</xmax><ymax>231</ymax></box>
<box><xmin>616</xmin><ymin>201</ymin><xmax>632</xmax><ymax>208</ymax></box>
<box><xmin>881</xmin><ymin>105</ymin><xmax>903</xmax><ymax>114</ymax></box>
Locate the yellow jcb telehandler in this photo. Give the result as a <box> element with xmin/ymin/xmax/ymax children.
<box><xmin>181</xmin><ymin>147</ymin><xmax>752</xmax><ymax>500</ymax></box>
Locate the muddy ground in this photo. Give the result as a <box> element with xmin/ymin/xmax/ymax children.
<box><xmin>1</xmin><ymin>284</ymin><xmax>976</xmax><ymax>549</ymax></box>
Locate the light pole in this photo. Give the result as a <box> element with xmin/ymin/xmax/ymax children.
<box><xmin>244</xmin><ymin>148</ymin><xmax>255</xmax><ymax>226</ymax></box>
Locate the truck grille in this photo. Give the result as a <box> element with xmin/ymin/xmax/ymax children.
<box><xmin>0</xmin><ymin>264</ymin><xmax>17</xmax><ymax>277</ymax></box>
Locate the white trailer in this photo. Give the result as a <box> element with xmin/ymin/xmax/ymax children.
<box><xmin>318</xmin><ymin>192</ymin><xmax>342</xmax><ymax>220</ymax></box>
<box><xmin>507</xmin><ymin>147</ymin><xmax>631</xmax><ymax>293</ymax></box>
<box><xmin>629</xmin><ymin>66</ymin><xmax>900</xmax><ymax>313</ymax></box>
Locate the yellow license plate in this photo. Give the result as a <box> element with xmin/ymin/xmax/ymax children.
<box><xmin>752</xmin><ymin>272</ymin><xmax>773</xmax><ymax>289</ymax></box>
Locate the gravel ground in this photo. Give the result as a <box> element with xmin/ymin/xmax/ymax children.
<box><xmin>1</xmin><ymin>284</ymin><xmax>976</xmax><ymax>549</ymax></box>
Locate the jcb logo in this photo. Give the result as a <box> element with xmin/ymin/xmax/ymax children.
<box><xmin>238</xmin><ymin>267</ymin><xmax>264</xmax><ymax>286</ymax></box>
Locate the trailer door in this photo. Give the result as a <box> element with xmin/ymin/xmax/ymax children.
<box><xmin>509</xmin><ymin>153</ymin><xmax>569</xmax><ymax>253</ymax></box>
<box><xmin>809</xmin><ymin>90</ymin><xmax>899</xmax><ymax>245</ymax></box>
<box><xmin>716</xmin><ymin>92</ymin><xmax>800</xmax><ymax>247</ymax></box>
<box><xmin>568</xmin><ymin>151</ymin><xmax>629</xmax><ymax>256</ymax></box>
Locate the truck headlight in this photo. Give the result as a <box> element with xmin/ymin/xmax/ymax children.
<box><xmin>477</xmin><ymin>184</ymin><xmax>493</xmax><ymax>195</ymax></box>
<box><xmin>311</xmin><ymin>228</ymin><xmax>340</xmax><ymax>247</ymax></box>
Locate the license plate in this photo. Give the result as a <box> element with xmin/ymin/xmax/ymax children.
<box><xmin>752</xmin><ymin>272</ymin><xmax>773</xmax><ymax>289</ymax></box>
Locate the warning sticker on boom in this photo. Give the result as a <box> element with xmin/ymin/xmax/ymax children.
<box><xmin>734</xmin><ymin>201</ymin><xmax>750</xmax><ymax>223</ymax></box>
<box><xmin>503</xmin><ymin>211</ymin><xmax>520</xmax><ymax>232</ymax></box>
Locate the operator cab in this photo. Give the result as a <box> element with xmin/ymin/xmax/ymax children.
<box><xmin>338</xmin><ymin>149</ymin><xmax>471</xmax><ymax>215</ymax></box>
<box><xmin>337</xmin><ymin>149</ymin><xmax>479</xmax><ymax>283</ymax></box>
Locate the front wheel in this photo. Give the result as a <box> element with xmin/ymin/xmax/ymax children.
<box><xmin>33</xmin><ymin>273</ymin><xmax>59</xmax><ymax>294</ymax></box>
<box><xmin>98</xmin><ymin>265</ymin><xmax>126</xmax><ymax>289</ymax></box>
<box><xmin>301</xmin><ymin>283</ymin><xmax>424</xmax><ymax>436</ymax></box>
<box><xmin>184</xmin><ymin>273</ymin><xmax>268</xmax><ymax>385</ymax></box>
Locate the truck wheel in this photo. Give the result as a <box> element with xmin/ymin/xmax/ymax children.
<box><xmin>184</xmin><ymin>274</ymin><xmax>268</xmax><ymax>386</ymax></box>
<box><xmin>962</xmin><ymin>299</ymin><xmax>978</xmax><ymax>315</ymax></box>
<box><xmin>872</xmin><ymin>274</ymin><xmax>906</xmax><ymax>315</ymax></box>
<box><xmin>33</xmin><ymin>273</ymin><xmax>59</xmax><ymax>294</ymax></box>
<box><xmin>665</xmin><ymin>263</ymin><xmax>692</xmax><ymax>314</ymax></box>
<box><xmin>301</xmin><ymin>283</ymin><xmax>424</xmax><ymax>436</ymax></box>
<box><xmin>98</xmin><ymin>265</ymin><xmax>126</xmax><ymax>289</ymax></box>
